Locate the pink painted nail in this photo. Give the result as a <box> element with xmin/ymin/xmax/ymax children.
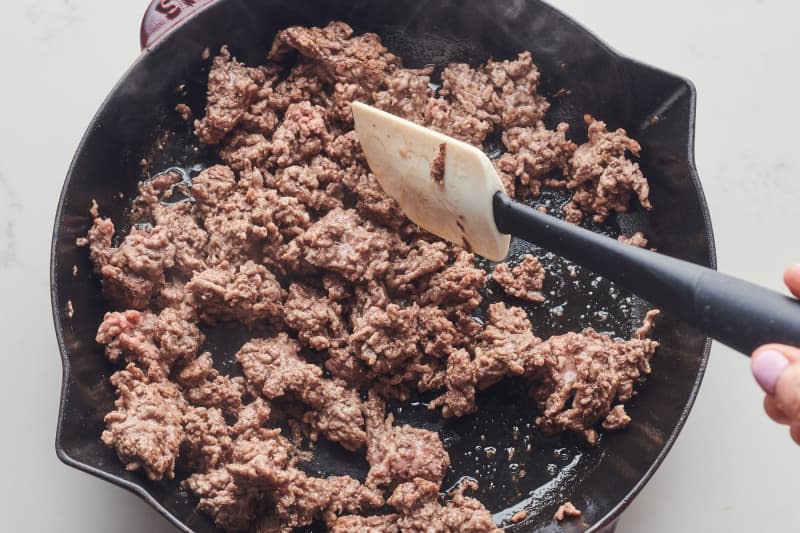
<box><xmin>752</xmin><ymin>350</ymin><xmax>790</xmax><ymax>394</ymax></box>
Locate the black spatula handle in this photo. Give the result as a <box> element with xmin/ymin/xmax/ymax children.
<box><xmin>493</xmin><ymin>192</ymin><xmax>800</xmax><ymax>356</ymax></box>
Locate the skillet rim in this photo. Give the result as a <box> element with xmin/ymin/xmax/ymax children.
<box><xmin>50</xmin><ymin>1</ymin><xmax>717</xmax><ymax>531</ymax></box>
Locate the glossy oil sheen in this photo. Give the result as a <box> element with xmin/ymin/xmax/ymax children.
<box><xmin>51</xmin><ymin>1</ymin><xmax>715</xmax><ymax>532</ymax></box>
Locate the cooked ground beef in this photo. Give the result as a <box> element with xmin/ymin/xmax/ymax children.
<box><xmin>431</xmin><ymin>142</ymin><xmax>447</xmax><ymax>183</ymax></box>
<box><xmin>364</xmin><ymin>392</ymin><xmax>450</xmax><ymax>489</ymax></box>
<box><xmin>492</xmin><ymin>254</ymin><xmax>547</xmax><ymax>303</ymax></box>
<box><xmin>565</xmin><ymin>115</ymin><xmax>652</xmax><ymax>223</ymax></box>
<box><xmin>283</xmin><ymin>282</ymin><xmax>345</xmax><ymax>350</ymax></box>
<box><xmin>87</xmin><ymin>21</ymin><xmax>659</xmax><ymax>532</ymax></box>
<box><xmin>236</xmin><ymin>335</ymin><xmax>367</xmax><ymax>451</ymax></box>
<box><xmin>496</xmin><ymin>122</ymin><xmax>576</xmax><ymax>197</ymax></box>
<box><xmin>635</xmin><ymin>309</ymin><xmax>661</xmax><ymax>339</ymax></box>
<box><xmin>186</xmin><ymin>260</ymin><xmax>284</xmax><ymax>325</ymax></box>
<box><xmin>96</xmin><ymin>308</ymin><xmax>203</xmax><ymax>381</ymax></box>
<box><xmin>101</xmin><ymin>364</ymin><xmax>187</xmax><ymax>481</ymax></box>
<box><xmin>530</xmin><ymin>329</ymin><xmax>657</xmax><ymax>441</ymax></box>
<box><xmin>618</xmin><ymin>231</ymin><xmax>649</xmax><ymax>248</ymax></box>
<box><xmin>553</xmin><ymin>501</ymin><xmax>582</xmax><ymax>521</ymax></box>
<box><xmin>177</xmin><ymin>352</ymin><xmax>245</xmax><ymax>417</ymax></box>
<box><xmin>87</xmin><ymin>217</ymin><xmax>175</xmax><ymax>310</ymax></box>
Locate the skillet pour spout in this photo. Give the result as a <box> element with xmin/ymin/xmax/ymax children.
<box><xmin>52</xmin><ymin>1</ymin><xmax>715</xmax><ymax>532</ymax></box>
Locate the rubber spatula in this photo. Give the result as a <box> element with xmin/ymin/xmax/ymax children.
<box><xmin>351</xmin><ymin>101</ymin><xmax>800</xmax><ymax>356</ymax></box>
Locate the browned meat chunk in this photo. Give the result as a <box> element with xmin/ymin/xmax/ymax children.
<box><xmin>420</xmin><ymin>251</ymin><xmax>486</xmax><ymax>312</ymax></box>
<box><xmin>263</xmin><ymin>472</ymin><xmax>384</xmax><ymax>531</ymax></box>
<box><xmin>283</xmin><ymin>283</ymin><xmax>345</xmax><ymax>350</ymax></box>
<box><xmin>492</xmin><ymin>254</ymin><xmax>546</xmax><ymax>303</ymax></box>
<box><xmin>635</xmin><ymin>309</ymin><xmax>660</xmax><ymax>339</ymax></box>
<box><xmin>221</xmin><ymin>428</ymin><xmax>381</xmax><ymax>531</ymax></box>
<box><xmin>236</xmin><ymin>335</ymin><xmax>367</xmax><ymax>451</ymax></box>
<box><xmin>102</xmin><ymin>364</ymin><xmax>187</xmax><ymax>481</ymax></box>
<box><xmin>268</xmin><ymin>22</ymin><xmax>399</xmax><ymax>92</ymax></box>
<box><xmin>618</xmin><ymin>231</ymin><xmax>649</xmax><ymax>248</ymax></box>
<box><xmin>385</xmin><ymin>239</ymin><xmax>450</xmax><ymax>294</ymax></box>
<box><xmin>200</xmin><ymin>184</ymin><xmax>310</xmax><ymax>269</ymax></box>
<box><xmin>132</xmin><ymin>173</ymin><xmax>210</xmax><ymax>277</ymax></box>
<box><xmin>266</xmin><ymin>161</ymin><xmax>343</xmax><ymax>213</ymax></box>
<box><xmin>473</xmin><ymin>303</ymin><xmax>541</xmax><ymax>389</ymax></box>
<box><xmin>236</xmin><ymin>334</ymin><xmax>320</xmax><ymax>400</ymax></box>
<box><xmin>374</xmin><ymin>67</ymin><xmax>434</xmax><ymax>123</ymax></box>
<box><xmin>181</xmin><ymin>406</ymin><xmax>232</xmax><ymax>471</ymax></box>
<box><xmin>349</xmin><ymin>282</ymin><xmax>422</xmax><ymax>376</ymax></box>
<box><xmin>423</xmin><ymin>97</ymin><xmax>493</xmax><ymax>146</ymax></box>
<box><xmin>601</xmin><ymin>404</ymin><xmax>632</xmax><ymax>431</ymax></box>
<box><xmin>269</xmin><ymin>62</ymin><xmax>330</xmax><ymax>112</ymax></box>
<box><xmin>554</xmin><ymin>501</ymin><xmax>582</xmax><ymax>521</ymax></box>
<box><xmin>388</xmin><ymin>478</ymin><xmax>501</xmax><ymax>533</ymax></box>
<box><xmin>365</xmin><ymin>393</ymin><xmax>450</xmax><ymax>489</ymax></box>
<box><xmin>218</xmin><ymin>131</ymin><xmax>272</xmax><ymax>173</ymax></box>
<box><xmin>530</xmin><ymin>328</ymin><xmax>658</xmax><ymax>441</ymax></box>
<box><xmin>191</xmin><ymin>165</ymin><xmax>237</xmax><ymax>214</ymax></box>
<box><xmin>177</xmin><ymin>353</ymin><xmax>245</xmax><ymax>417</ymax></box>
<box><xmin>296</xmin><ymin>208</ymin><xmax>405</xmax><ymax>282</ymax></box>
<box><xmin>232</xmin><ymin>397</ymin><xmax>272</xmax><ymax>435</ymax></box>
<box><xmin>440</xmin><ymin>51</ymin><xmax>549</xmax><ymax>129</ymax></box>
<box><xmin>270</xmin><ymin>102</ymin><xmax>333</xmax><ymax>168</ymax></box>
<box><xmin>195</xmin><ymin>47</ymin><xmax>263</xmax><ymax>144</ymax></box>
<box><xmin>496</xmin><ymin>123</ymin><xmax>576</xmax><ymax>197</ymax></box>
<box><xmin>154</xmin><ymin>205</ymin><xmax>209</xmax><ymax>277</ymax></box>
<box><xmin>325</xmin><ymin>130</ymin><xmax>366</xmax><ymax>168</ymax></box>
<box><xmin>339</xmin><ymin>165</ymin><xmax>409</xmax><ymax>229</ymax></box>
<box><xmin>566</xmin><ymin>115</ymin><xmax>651</xmax><ymax>223</ymax></box>
<box><xmin>87</xmin><ymin>218</ymin><xmax>175</xmax><ymax>310</ymax></box>
<box><xmin>96</xmin><ymin>308</ymin><xmax>204</xmax><ymax>380</ymax></box>
<box><xmin>186</xmin><ymin>260</ymin><xmax>283</xmax><ymax>325</ymax></box>
<box><xmin>430</xmin><ymin>142</ymin><xmax>447</xmax><ymax>183</ymax></box>
<box><xmin>429</xmin><ymin>348</ymin><xmax>478</xmax><ymax>418</ymax></box>
<box><xmin>183</xmin><ymin>467</ymin><xmax>261</xmax><ymax>532</ymax></box>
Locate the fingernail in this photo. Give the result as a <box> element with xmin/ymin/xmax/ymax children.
<box><xmin>752</xmin><ymin>350</ymin><xmax>790</xmax><ymax>394</ymax></box>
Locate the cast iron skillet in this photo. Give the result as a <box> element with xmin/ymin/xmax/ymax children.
<box><xmin>52</xmin><ymin>1</ymin><xmax>716</xmax><ymax>532</ymax></box>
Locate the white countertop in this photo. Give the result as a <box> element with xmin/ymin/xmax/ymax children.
<box><xmin>1</xmin><ymin>1</ymin><xmax>797</xmax><ymax>531</ymax></box>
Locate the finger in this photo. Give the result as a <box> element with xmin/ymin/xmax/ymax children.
<box><xmin>790</xmin><ymin>424</ymin><xmax>800</xmax><ymax>446</ymax></box>
<box><xmin>764</xmin><ymin>395</ymin><xmax>792</xmax><ymax>425</ymax></box>
<box><xmin>774</xmin><ymin>362</ymin><xmax>800</xmax><ymax>421</ymax></box>
<box><xmin>785</xmin><ymin>264</ymin><xmax>800</xmax><ymax>299</ymax></box>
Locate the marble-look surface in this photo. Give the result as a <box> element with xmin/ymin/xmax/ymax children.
<box><xmin>0</xmin><ymin>1</ymin><xmax>797</xmax><ymax>531</ymax></box>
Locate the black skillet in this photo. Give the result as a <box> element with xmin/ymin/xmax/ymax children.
<box><xmin>52</xmin><ymin>1</ymin><xmax>718</xmax><ymax>531</ymax></box>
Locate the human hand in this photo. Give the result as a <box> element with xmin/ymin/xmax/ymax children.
<box><xmin>751</xmin><ymin>265</ymin><xmax>800</xmax><ymax>444</ymax></box>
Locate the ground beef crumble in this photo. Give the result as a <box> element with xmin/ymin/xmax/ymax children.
<box><xmin>554</xmin><ymin>501</ymin><xmax>582</xmax><ymax>521</ymax></box>
<box><xmin>86</xmin><ymin>21</ymin><xmax>660</xmax><ymax>532</ymax></box>
<box><xmin>492</xmin><ymin>253</ymin><xmax>547</xmax><ymax>303</ymax></box>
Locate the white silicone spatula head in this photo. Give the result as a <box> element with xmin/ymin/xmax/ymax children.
<box><xmin>351</xmin><ymin>102</ymin><xmax>511</xmax><ymax>261</ymax></box>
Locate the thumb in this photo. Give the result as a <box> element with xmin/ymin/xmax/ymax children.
<box><xmin>751</xmin><ymin>344</ymin><xmax>800</xmax><ymax>395</ymax></box>
<box><xmin>752</xmin><ymin>345</ymin><xmax>800</xmax><ymax>411</ymax></box>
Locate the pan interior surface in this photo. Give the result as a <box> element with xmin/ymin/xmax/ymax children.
<box><xmin>52</xmin><ymin>1</ymin><xmax>714</xmax><ymax>532</ymax></box>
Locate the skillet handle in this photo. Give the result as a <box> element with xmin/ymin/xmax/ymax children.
<box><xmin>140</xmin><ymin>0</ymin><xmax>218</xmax><ymax>50</ymax></box>
<box><xmin>493</xmin><ymin>192</ymin><xmax>800</xmax><ymax>356</ymax></box>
